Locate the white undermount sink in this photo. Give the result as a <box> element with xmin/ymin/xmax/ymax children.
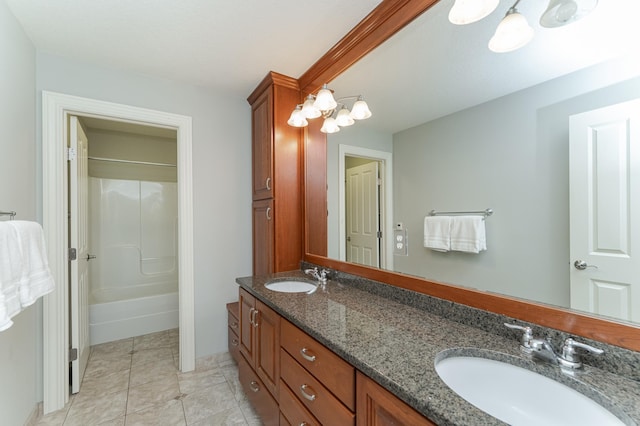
<box><xmin>435</xmin><ymin>355</ymin><xmax>626</xmax><ymax>426</ymax></box>
<box><xmin>264</xmin><ymin>280</ymin><xmax>317</xmax><ymax>294</ymax></box>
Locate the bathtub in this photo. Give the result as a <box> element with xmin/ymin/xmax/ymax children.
<box><xmin>89</xmin><ymin>282</ymin><xmax>178</xmax><ymax>345</ymax></box>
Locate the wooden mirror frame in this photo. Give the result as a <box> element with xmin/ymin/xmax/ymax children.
<box><xmin>298</xmin><ymin>0</ymin><xmax>640</xmax><ymax>352</ymax></box>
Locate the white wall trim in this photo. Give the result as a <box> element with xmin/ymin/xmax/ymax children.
<box><xmin>338</xmin><ymin>144</ymin><xmax>393</xmax><ymax>270</ymax></box>
<box><xmin>42</xmin><ymin>91</ymin><xmax>195</xmax><ymax>413</ymax></box>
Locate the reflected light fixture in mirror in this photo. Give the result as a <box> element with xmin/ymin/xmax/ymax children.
<box><xmin>448</xmin><ymin>0</ymin><xmax>499</xmax><ymax>25</ymax></box>
<box><xmin>449</xmin><ymin>0</ymin><xmax>599</xmax><ymax>53</ymax></box>
<box><xmin>288</xmin><ymin>84</ymin><xmax>372</xmax><ymax>134</ymax></box>
<box><xmin>488</xmin><ymin>1</ymin><xmax>534</xmax><ymax>53</ymax></box>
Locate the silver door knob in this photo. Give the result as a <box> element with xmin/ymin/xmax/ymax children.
<box><xmin>574</xmin><ymin>260</ymin><xmax>597</xmax><ymax>270</ymax></box>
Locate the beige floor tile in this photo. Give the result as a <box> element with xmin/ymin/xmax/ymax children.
<box><xmin>124</xmin><ymin>399</ymin><xmax>185</xmax><ymax>426</ymax></box>
<box><xmin>83</xmin><ymin>356</ymin><xmax>132</xmax><ymax>381</ymax></box>
<box><xmin>177</xmin><ymin>366</ymin><xmax>227</xmax><ymax>395</ymax></box>
<box><xmin>80</xmin><ymin>369</ymin><xmax>130</xmax><ymax>398</ymax></box>
<box><xmin>98</xmin><ymin>416</ymin><xmax>125</xmax><ymax>425</ymax></box>
<box><xmin>237</xmin><ymin>400</ymin><xmax>261</xmax><ymax>426</ymax></box>
<box><xmin>91</xmin><ymin>338</ymin><xmax>134</xmax><ymax>360</ymax></box>
<box><xmin>126</xmin><ymin>374</ymin><xmax>181</xmax><ymax>414</ymax></box>
<box><xmin>133</xmin><ymin>330</ymin><xmax>176</xmax><ymax>350</ymax></box>
<box><xmin>182</xmin><ymin>383</ymin><xmax>239</xmax><ymax>425</ymax></box>
<box><xmin>189</xmin><ymin>405</ymin><xmax>248</xmax><ymax>426</ymax></box>
<box><xmin>36</xmin><ymin>403</ymin><xmax>71</xmax><ymax>426</ymax></box>
<box><xmin>131</xmin><ymin>347</ymin><xmax>174</xmax><ymax>366</ymax></box>
<box><xmin>64</xmin><ymin>389</ymin><xmax>128</xmax><ymax>426</ymax></box>
<box><xmin>129</xmin><ymin>357</ymin><xmax>177</xmax><ymax>388</ymax></box>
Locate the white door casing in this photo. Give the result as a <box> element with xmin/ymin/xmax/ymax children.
<box><xmin>338</xmin><ymin>145</ymin><xmax>393</xmax><ymax>270</ymax></box>
<box><xmin>42</xmin><ymin>91</ymin><xmax>195</xmax><ymax>413</ymax></box>
<box><xmin>346</xmin><ymin>161</ymin><xmax>380</xmax><ymax>267</ymax></box>
<box><xmin>69</xmin><ymin>116</ymin><xmax>90</xmax><ymax>394</ymax></box>
<box><xmin>569</xmin><ymin>98</ymin><xmax>640</xmax><ymax>322</ymax></box>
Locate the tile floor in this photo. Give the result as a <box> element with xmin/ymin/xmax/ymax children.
<box><xmin>36</xmin><ymin>329</ymin><xmax>259</xmax><ymax>426</ymax></box>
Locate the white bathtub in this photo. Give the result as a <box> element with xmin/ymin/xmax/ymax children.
<box><xmin>89</xmin><ymin>282</ymin><xmax>178</xmax><ymax>345</ymax></box>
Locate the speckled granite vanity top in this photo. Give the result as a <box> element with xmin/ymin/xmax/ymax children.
<box><xmin>236</xmin><ymin>271</ymin><xmax>640</xmax><ymax>426</ymax></box>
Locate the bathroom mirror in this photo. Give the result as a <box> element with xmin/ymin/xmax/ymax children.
<box><xmin>304</xmin><ymin>0</ymin><xmax>640</xmax><ymax>328</ymax></box>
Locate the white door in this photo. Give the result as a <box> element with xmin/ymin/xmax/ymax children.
<box><xmin>346</xmin><ymin>161</ymin><xmax>380</xmax><ymax>267</ymax></box>
<box><xmin>69</xmin><ymin>116</ymin><xmax>91</xmax><ymax>393</ymax></box>
<box><xmin>569</xmin><ymin>99</ymin><xmax>640</xmax><ymax>322</ymax></box>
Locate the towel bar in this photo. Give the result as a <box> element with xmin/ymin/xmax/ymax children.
<box><xmin>0</xmin><ymin>211</ymin><xmax>16</xmax><ymax>220</ymax></box>
<box><xmin>429</xmin><ymin>208</ymin><xmax>493</xmax><ymax>218</ymax></box>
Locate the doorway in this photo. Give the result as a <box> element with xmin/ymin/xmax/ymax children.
<box><xmin>338</xmin><ymin>144</ymin><xmax>393</xmax><ymax>270</ymax></box>
<box><xmin>42</xmin><ymin>92</ymin><xmax>195</xmax><ymax>414</ymax></box>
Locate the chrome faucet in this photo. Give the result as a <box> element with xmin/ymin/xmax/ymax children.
<box><xmin>504</xmin><ymin>323</ymin><xmax>604</xmax><ymax>369</ymax></box>
<box><xmin>304</xmin><ymin>267</ymin><xmax>329</xmax><ymax>284</ymax></box>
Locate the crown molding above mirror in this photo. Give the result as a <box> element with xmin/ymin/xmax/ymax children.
<box><xmin>298</xmin><ymin>0</ymin><xmax>640</xmax><ymax>352</ymax></box>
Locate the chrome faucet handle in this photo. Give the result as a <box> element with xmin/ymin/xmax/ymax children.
<box><xmin>558</xmin><ymin>338</ymin><xmax>604</xmax><ymax>369</ymax></box>
<box><xmin>504</xmin><ymin>323</ymin><xmax>534</xmax><ymax>352</ymax></box>
<box><xmin>318</xmin><ymin>268</ymin><xmax>329</xmax><ymax>282</ymax></box>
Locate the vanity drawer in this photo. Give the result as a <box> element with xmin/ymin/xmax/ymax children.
<box><xmin>281</xmin><ymin>319</ymin><xmax>355</xmax><ymax>410</ymax></box>
<box><xmin>227</xmin><ymin>302</ymin><xmax>239</xmax><ymax>334</ymax></box>
<box><xmin>279</xmin><ymin>381</ymin><xmax>321</xmax><ymax>426</ymax></box>
<box><xmin>228</xmin><ymin>326</ymin><xmax>241</xmax><ymax>364</ymax></box>
<box><xmin>280</xmin><ymin>349</ymin><xmax>355</xmax><ymax>426</ymax></box>
<box><xmin>238</xmin><ymin>353</ymin><xmax>279</xmax><ymax>426</ymax></box>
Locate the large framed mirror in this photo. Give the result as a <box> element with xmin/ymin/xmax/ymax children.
<box><xmin>301</xmin><ymin>0</ymin><xmax>640</xmax><ymax>351</ymax></box>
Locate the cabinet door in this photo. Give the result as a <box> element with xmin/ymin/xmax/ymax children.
<box><xmin>238</xmin><ymin>351</ymin><xmax>279</xmax><ymax>426</ymax></box>
<box><xmin>252</xmin><ymin>87</ymin><xmax>273</xmax><ymax>200</ymax></box>
<box><xmin>255</xmin><ymin>300</ymin><xmax>280</xmax><ymax>398</ymax></box>
<box><xmin>239</xmin><ymin>288</ymin><xmax>256</xmax><ymax>364</ymax></box>
<box><xmin>356</xmin><ymin>372</ymin><xmax>436</xmax><ymax>426</ymax></box>
<box><xmin>253</xmin><ymin>199</ymin><xmax>274</xmax><ymax>275</ymax></box>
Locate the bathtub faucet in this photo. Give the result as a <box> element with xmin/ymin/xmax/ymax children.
<box><xmin>304</xmin><ymin>267</ymin><xmax>329</xmax><ymax>284</ymax></box>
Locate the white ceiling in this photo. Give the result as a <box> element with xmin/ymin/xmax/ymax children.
<box><xmin>5</xmin><ymin>0</ymin><xmax>382</xmax><ymax>96</ymax></box>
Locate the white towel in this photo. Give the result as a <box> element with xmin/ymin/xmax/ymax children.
<box><xmin>9</xmin><ymin>221</ymin><xmax>55</xmax><ymax>307</ymax></box>
<box><xmin>424</xmin><ymin>216</ymin><xmax>452</xmax><ymax>252</ymax></box>
<box><xmin>450</xmin><ymin>216</ymin><xmax>486</xmax><ymax>253</ymax></box>
<box><xmin>0</xmin><ymin>223</ymin><xmax>23</xmax><ymax>331</ymax></box>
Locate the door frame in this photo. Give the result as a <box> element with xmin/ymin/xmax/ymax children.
<box><xmin>42</xmin><ymin>91</ymin><xmax>195</xmax><ymax>413</ymax></box>
<box><xmin>338</xmin><ymin>144</ymin><xmax>393</xmax><ymax>270</ymax></box>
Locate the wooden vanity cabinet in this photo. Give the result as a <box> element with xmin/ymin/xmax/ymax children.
<box><xmin>238</xmin><ymin>353</ymin><xmax>279</xmax><ymax>426</ymax></box>
<box><xmin>226</xmin><ymin>302</ymin><xmax>241</xmax><ymax>364</ymax></box>
<box><xmin>279</xmin><ymin>319</ymin><xmax>356</xmax><ymax>426</ymax></box>
<box><xmin>248</xmin><ymin>71</ymin><xmax>303</xmax><ymax>276</ymax></box>
<box><xmin>238</xmin><ymin>288</ymin><xmax>280</xmax><ymax>399</ymax></box>
<box><xmin>356</xmin><ymin>371</ymin><xmax>437</xmax><ymax>426</ymax></box>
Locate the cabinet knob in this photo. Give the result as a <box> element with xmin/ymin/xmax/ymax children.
<box><xmin>231</xmin><ymin>338</ymin><xmax>238</xmax><ymax>346</ymax></box>
<box><xmin>249</xmin><ymin>381</ymin><xmax>260</xmax><ymax>393</ymax></box>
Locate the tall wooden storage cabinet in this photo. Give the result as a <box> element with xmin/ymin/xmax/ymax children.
<box><xmin>248</xmin><ymin>72</ymin><xmax>303</xmax><ymax>275</ymax></box>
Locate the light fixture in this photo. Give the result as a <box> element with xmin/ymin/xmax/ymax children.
<box><xmin>488</xmin><ymin>1</ymin><xmax>534</xmax><ymax>53</ymax></box>
<box><xmin>449</xmin><ymin>0</ymin><xmax>598</xmax><ymax>53</ymax></box>
<box><xmin>540</xmin><ymin>0</ymin><xmax>598</xmax><ymax>28</ymax></box>
<box><xmin>448</xmin><ymin>0</ymin><xmax>499</xmax><ymax>25</ymax></box>
<box><xmin>288</xmin><ymin>84</ymin><xmax>372</xmax><ymax>133</ymax></box>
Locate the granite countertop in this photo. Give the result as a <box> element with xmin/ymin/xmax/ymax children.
<box><xmin>236</xmin><ymin>271</ymin><xmax>640</xmax><ymax>426</ymax></box>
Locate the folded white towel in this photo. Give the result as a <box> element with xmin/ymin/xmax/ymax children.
<box><xmin>9</xmin><ymin>221</ymin><xmax>56</xmax><ymax>307</ymax></box>
<box><xmin>0</xmin><ymin>223</ymin><xmax>23</xmax><ymax>331</ymax></box>
<box><xmin>424</xmin><ymin>216</ymin><xmax>452</xmax><ymax>252</ymax></box>
<box><xmin>450</xmin><ymin>216</ymin><xmax>486</xmax><ymax>254</ymax></box>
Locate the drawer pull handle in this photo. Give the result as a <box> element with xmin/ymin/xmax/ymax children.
<box><xmin>300</xmin><ymin>347</ymin><xmax>316</xmax><ymax>362</ymax></box>
<box><xmin>231</xmin><ymin>338</ymin><xmax>238</xmax><ymax>346</ymax></box>
<box><xmin>252</xmin><ymin>309</ymin><xmax>259</xmax><ymax>327</ymax></box>
<box><xmin>249</xmin><ymin>381</ymin><xmax>260</xmax><ymax>393</ymax></box>
<box><xmin>299</xmin><ymin>423</ymin><xmax>309</xmax><ymax>426</ymax></box>
<box><xmin>300</xmin><ymin>384</ymin><xmax>316</xmax><ymax>401</ymax></box>
<box><xmin>248</xmin><ymin>308</ymin><xmax>255</xmax><ymax>326</ymax></box>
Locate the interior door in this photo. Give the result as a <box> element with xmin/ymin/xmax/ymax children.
<box><xmin>569</xmin><ymin>99</ymin><xmax>640</xmax><ymax>322</ymax></box>
<box><xmin>70</xmin><ymin>115</ymin><xmax>91</xmax><ymax>393</ymax></box>
<box><xmin>346</xmin><ymin>161</ymin><xmax>380</xmax><ymax>267</ymax></box>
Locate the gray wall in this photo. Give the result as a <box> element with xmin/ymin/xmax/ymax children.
<box><xmin>393</xmin><ymin>60</ymin><xmax>640</xmax><ymax>306</ymax></box>
<box><xmin>36</xmin><ymin>52</ymin><xmax>253</xmax><ymax>361</ymax></box>
<box><xmin>0</xmin><ymin>1</ymin><xmax>38</xmax><ymax>423</ymax></box>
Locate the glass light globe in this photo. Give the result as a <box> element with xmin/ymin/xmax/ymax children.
<box><xmin>489</xmin><ymin>11</ymin><xmax>534</xmax><ymax>53</ymax></box>
<box><xmin>287</xmin><ymin>107</ymin><xmax>308</xmax><ymax>127</ymax></box>
<box><xmin>313</xmin><ymin>84</ymin><xmax>338</xmax><ymax>111</ymax></box>
<box><xmin>449</xmin><ymin>0</ymin><xmax>499</xmax><ymax>25</ymax></box>
<box><xmin>301</xmin><ymin>95</ymin><xmax>321</xmax><ymax>119</ymax></box>
<box><xmin>350</xmin><ymin>99</ymin><xmax>372</xmax><ymax>120</ymax></box>
<box><xmin>320</xmin><ymin>117</ymin><xmax>340</xmax><ymax>134</ymax></box>
<box><xmin>335</xmin><ymin>108</ymin><xmax>355</xmax><ymax>127</ymax></box>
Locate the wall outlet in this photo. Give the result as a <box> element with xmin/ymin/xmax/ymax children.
<box><xmin>393</xmin><ymin>228</ymin><xmax>408</xmax><ymax>256</ymax></box>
